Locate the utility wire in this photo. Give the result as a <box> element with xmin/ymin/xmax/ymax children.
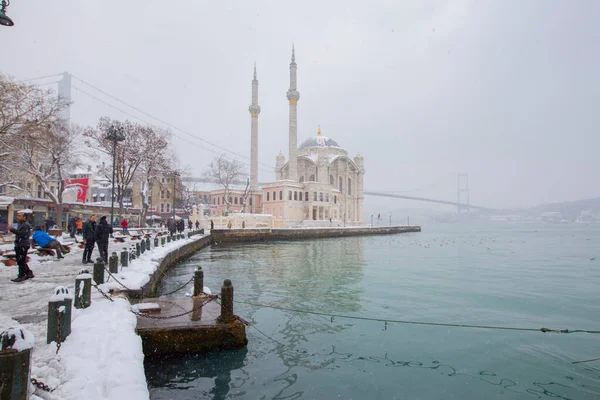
<box><xmin>70</xmin><ymin>74</ymin><xmax>275</xmax><ymax>170</ymax></box>
<box><xmin>73</xmin><ymin>85</ymin><xmax>273</xmax><ymax>174</ymax></box>
<box><xmin>17</xmin><ymin>73</ymin><xmax>63</xmax><ymax>83</ymax></box>
<box><xmin>233</xmin><ymin>299</ymin><xmax>600</xmax><ymax>335</ymax></box>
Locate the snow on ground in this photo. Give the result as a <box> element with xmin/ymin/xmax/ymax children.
<box><xmin>0</xmin><ymin>231</ymin><xmax>207</xmax><ymax>399</ymax></box>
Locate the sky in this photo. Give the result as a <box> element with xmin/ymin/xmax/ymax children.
<box><xmin>3</xmin><ymin>0</ymin><xmax>600</xmax><ymax>209</ymax></box>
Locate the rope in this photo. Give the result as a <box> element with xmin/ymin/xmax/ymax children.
<box><xmin>572</xmin><ymin>357</ymin><xmax>600</xmax><ymax>364</ymax></box>
<box><xmin>131</xmin><ymin>295</ymin><xmax>216</xmax><ymax>319</ymax></box>
<box><xmin>232</xmin><ymin>300</ymin><xmax>600</xmax><ymax>335</ymax></box>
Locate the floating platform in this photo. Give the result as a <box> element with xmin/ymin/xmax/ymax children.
<box><xmin>135</xmin><ymin>297</ymin><xmax>247</xmax><ymax>358</ymax></box>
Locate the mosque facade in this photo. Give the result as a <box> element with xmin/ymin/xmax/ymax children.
<box><xmin>255</xmin><ymin>47</ymin><xmax>365</xmax><ymax>227</ymax></box>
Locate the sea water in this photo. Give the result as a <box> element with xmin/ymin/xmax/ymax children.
<box><xmin>145</xmin><ymin>223</ymin><xmax>600</xmax><ymax>399</ymax></box>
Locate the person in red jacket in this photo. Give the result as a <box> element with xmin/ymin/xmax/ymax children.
<box><xmin>121</xmin><ymin>218</ymin><xmax>128</xmax><ymax>234</ymax></box>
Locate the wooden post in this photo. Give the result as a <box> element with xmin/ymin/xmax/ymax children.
<box><xmin>120</xmin><ymin>248</ymin><xmax>128</xmax><ymax>267</ymax></box>
<box><xmin>140</xmin><ymin>239</ymin><xmax>146</xmax><ymax>254</ymax></box>
<box><xmin>47</xmin><ymin>286</ymin><xmax>72</xmax><ymax>344</ymax></box>
<box><xmin>0</xmin><ymin>328</ymin><xmax>33</xmax><ymax>400</ymax></box>
<box><xmin>146</xmin><ymin>237</ymin><xmax>151</xmax><ymax>250</ymax></box>
<box><xmin>136</xmin><ymin>242</ymin><xmax>141</xmax><ymax>257</ymax></box>
<box><xmin>193</xmin><ymin>267</ymin><xmax>204</xmax><ymax>297</ymax></box>
<box><xmin>154</xmin><ymin>237</ymin><xmax>159</xmax><ymax>247</ymax></box>
<box><xmin>217</xmin><ymin>279</ymin><xmax>234</xmax><ymax>323</ymax></box>
<box><xmin>93</xmin><ymin>258</ymin><xmax>105</xmax><ymax>285</ymax></box>
<box><xmin>161</xmin><ymin>237</ymin><xmax>165</xmax><ymax>246</ymax></box>
<box><xmin>74</xmin><ymin>271</ymin><xmax>92</xmax><ymax>309</ymax></box>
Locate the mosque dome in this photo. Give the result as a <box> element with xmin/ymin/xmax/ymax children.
<box><xmin>298</xmin><ymin>126</ymin><xmax>340</xmax><ymax>150</ymax></box>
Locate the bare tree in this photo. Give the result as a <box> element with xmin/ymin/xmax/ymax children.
<box><xmin>0</xmin><ymin>74</ymin><xmax>67</xmax><ymax>189</ymax></box>
<box><xmin>16</xmin><ymin>121</ymin><xmax>82</xmax><ymax>229</ymax></box>
<box><xmin>84</xmin><ymin>117</ymin><xmax>147</xmax><ymax>214</ymax></box>
<box><xmin>136</xmin><ymin>126</ymin><xmax>173</xmax><ymax>226</ymax></box>
<box><xmin>203</xmin><ymin>155</ymin><xmax>247</xmax><ymax>214</ymax></box>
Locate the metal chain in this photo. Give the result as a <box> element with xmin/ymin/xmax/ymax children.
<box><xmin>55</xmin><ymin>310</ymin><xmax>62</xmax><ymax>354</ymax></box>
<box><xmin>30</xmin><ymin>377</ymin><xmax>55</xmax><ymax>392</ymax></box>
<box><xmin>132</xmin><ymin>296</ymin><xmax>215</xmax><ymax>320</ymax></box>
<box><xmin>92</xmin><ymin>282</ymin><xmax>114</xmax><ymax>302</ymax></box>
<box><xmin>103</xmin><ymin>266</ymin><xmax>135</xmax><ymax>292</ymax></box>
<box><xmin>159</xmin><ymin>277</ymin><xmax>195</xmax><ymax>297</ymax></box>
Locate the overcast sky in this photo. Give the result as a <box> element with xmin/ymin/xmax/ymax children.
<box><xmin>4</xmin><ymin>0</ymin><xmax>600</xmax><ymax>209</ymax></box>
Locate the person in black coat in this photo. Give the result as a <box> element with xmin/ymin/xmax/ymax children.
<box><xmin>82</xmin><ymin>215</ymin><xmax>97</xmax><ymax>264</ymax></box>
<box><xmin>8</xmin><ymin>210</ymin><xmax>34</xmax><ymax>282</ymax></box>
<box><xmin>95</xmin><ymin>216</ymin><xmax>113</xmax><ymax>263</ymax></box>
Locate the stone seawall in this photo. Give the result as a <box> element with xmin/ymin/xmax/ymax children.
<box><xmin>139</xmin><ymin>235</ymin><xmax>213</xmax><ymax>298</ymax></box>
<box><xmin>211</xmin><ymin>226</ymin><xmax>421</xmax><ymax>243</ymax></box>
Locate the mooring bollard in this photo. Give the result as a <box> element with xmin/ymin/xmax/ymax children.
<box><xmin>109</xmin><ymin>252</ymin><xmax>119</xmax><ymax>274</ymax></box>
<box><xmin>47</xmin><ymin>286</ymin><xmax>72</xmax><ymax>344</ymax></box>
<box><xmin>121</xmin><ymin>248</ymin><xmax>128</xmax><ymax>267</ymax></box>
<box><xmin>193</xmin><ymin>267</ymin><xmax>204</xmax><ymax>297</ymax></box>
<box><xmin>217</xmin><ymin>279</ymin><xmax>234</xmax><ymax>323</ymax></box>
<box><xmin>0</xmin><ymin>327</ymin><xmax>34</xmax><ymax>400</ymax></box>
<box><xmin>146</xmin><ymin>237</ymin><xmax>151</xmax><ymax>250</ymax></box>
<box><xmin>167</xmin><ymin>235</ymin><xmax>171</xmax><ymax>243</ymax></box>
<box><xmin>161</xmin><ymin>237</ymin><xmax>165</xmax><ymax>246</ymax></box>
<box><xmin>93</xmin><ymin>258</ymin><xmax>105</xmax><ymax>285</ymax></box>
<box><xmin>74</xmin><ymin>270</ymin><xmax>92</xmax><ymax>309</ymax></box>
<box><xmin>140</xmin><ymin>239</ymin><xmax>146</xmax><ymax>254</ymax></box>
<box><xmin>154</xmin><ymin>237</ymin><xmax>159</xmax><ymax>247</ymax></box>
<box><xmin>136</xmin><ymin>242</ymin><xmax>141</xmax><ymax>257</ymax></box>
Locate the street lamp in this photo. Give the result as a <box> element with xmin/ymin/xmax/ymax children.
<box><xmin>172</xmin><ymin>171</ymin><xmax>179</xmax><ymax>220</ymax></box>
<box><xmin>0</xmin><ymin>0</ymin><xmax>14</xmax><ymax>27</ymax></box>
<box><xmin>105</xmin><ymin>125</ymin><xmax>125</xmax><ymax>230</ymax></box>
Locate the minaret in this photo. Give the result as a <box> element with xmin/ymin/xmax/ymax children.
<box><xmin>249</xmin><ymin>63</ymin><xmax>261</xmax><ymax>189</ymax></box>
<box><xmin>286</xmin><ymin>44</ymin><xmax>300</xmax><ymax>181</ymax></box>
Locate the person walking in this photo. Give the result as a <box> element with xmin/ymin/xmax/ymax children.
<box><xmin>188</xmin><ymin>220</ymin><xmax>192</xmax><ymax>231</ymax></box>
<box><xmin>32</xmin><ymin>228</ymin><xmax>69</xmax><ymax>259</ymax></box>
<box><xmin>96</xmin><ymin>216</ymin><xmax>113</xmax><ymax>263</ymax></box>
<box><xmin>195</xmin><ymin>220</ymin><xmax>200</xmax><ymax>230</ymax></box>
<box><xmin>8</xmin><ymin>210</ymin><xmax>34</xmax><ymax>282</ymax></box>
<box><xmin>68</xmin><ymin>216</ymin><xmax>76</xmax><ymax>238</ymax></box>
<box><xmin>210</xmin><ymin>220</ymin><xmax>214</xmax><ymax>230</ymax></box>
<box><xmin>76</xmin><ymin>217</ymin><xmax>83</xmax><ymax>235</ymax></box>
<box><xmin>121</xmin><ymin>218</ymin><xmax>129</xmax><ymax>235</ymax></box>
<box><xmin>82</xmin><ymin>214</ymin><xmax>97</xmax><ymax>264</ymax></box>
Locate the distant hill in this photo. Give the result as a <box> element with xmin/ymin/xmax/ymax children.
<box><xmin>527</xmin><ymin>197</ymin><xmax>600</xmax><ymax>221</ymax></box>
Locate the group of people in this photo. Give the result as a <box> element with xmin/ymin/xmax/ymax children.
<box><xmin>81</xmin><ymin>214</ymin><xmax>113</xmax><ymax>265</ymax></box>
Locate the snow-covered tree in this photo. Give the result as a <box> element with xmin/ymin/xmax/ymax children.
<box><xmin>83</xmin><ymin>117</ymin><xmax>147</xmax><ymax>214</ymax></box>
<box><xmin>203</xmin><ymin>155</ymin><xmax>247</xmax><ymax>214</ymax></box>
<box><xmin>0</xmin><ymin>73</ymin><xmax>67</xmax><ymax>190</ymax></box>
<box><xmin>17</xmin><ymin>121</ymin><xmax>83</xmax><ymax>228</ymax></box>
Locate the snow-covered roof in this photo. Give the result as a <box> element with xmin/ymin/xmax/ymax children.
<box><xmin>298</xmin><ymin>135</ymin><xmax>340</xmax><ymax>150</ymax></box>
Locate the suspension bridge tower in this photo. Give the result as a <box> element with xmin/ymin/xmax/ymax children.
<box><xmin>457</xmin><ymin>173</ymin><xmax>470</xmax><ymax>216</ymax></box>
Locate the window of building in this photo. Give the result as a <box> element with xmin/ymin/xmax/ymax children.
<box><xmin>249</xmin><ymin>198</ymin><xmax>253</xmax><ymax>206</ymax></box>
<box><xmin>319</xmin><ymin>192</ymin><xmax>323</xmax><ymax>201</ymax></box>
<box><xmin>313</xmin><ymin>192</ymin><xmax>317</xmax><ymax>201</ymax></box>
<box><xmin>334</xmin><ymin>195</ymin><xmax>337</xmax><ymax>204</ymax></box>
<box><xmin>330</xmin><ymin>175</ymin><xmax>334</xmax><ymax>185</ymax></box>
<box><xmin>229</xmin><ymin>197</ymin><xmax>232</xmax><ymax>204</ymax></box>
<box><xmin>166</xmin><ymin>190</ymin><xmax>171</xmax><ymax>199</ymax></box>
<box><xmin>272</xmin><ymin>191</ymin><xmax>276</xmax><ymax>201</ymax></box>
<box><xmin>161</xmin><ymin>190</ymin><xmax>165</xmax><ymax>199</ymax></box>
<box><xmin>222</xmin><ymin>197</ymin><xmax>225</xmax><ymax>204</ymax></box>
<box><xmin>160</xmin><ymin>203</ymin><xmax>164</xmax><ymax>212</ymax></box>
<box><xmin>279</xmin><ymin>190</ymin><xmax>283</xmax><ymax>200</ymax></box>
<box><xmin>326</xmin><ymin>193</ymin><xmax>329</xmax><ymax>202</ymax></box>
<box><xmin>339</xmin><ymin>177</ymin><xmax>343</xmax><ymax>192</ymax></box>
<box><xmin>37</xmin><ymin>185</ymin><xmax>42</xmax><ymax>198</ymax></box>
<box><xmin>305</xmin><ymin>192</ymin><xmax>309</xmax><ymax>201</ymax></box>
<box><xmin>348</xmin><ymin>178</ymin><xmax>352</xmax><ymax>195</ymax></box>
<box><xmin>299</xmin><ymin>176</ymin><xmax>304</xmax><ymax>183</ymax></box>
<box><xmin>166</xmin><ymin>203</ymin><xmax>170</xmax><ymax>212</ymax></box>
<box><xmin>294</xmin><ymin>191</ymin><xmax>298</xmax><ymax>201</ymax></box>
<box><xmin>309</xmin><ymin>174</ymin><xmax>315</xmax><ymax>181</ymax></box>
<box><xmin>288</xmin><ymin>191</ymin><xmax>292</xmax><ymax>200</ymax></box>
<box><xmin>234</xmin><ymin>197</ymin><xmax>238</xmax><ymax>205</ymax></box>
<box><xmin>267</xmin><ymin>192</ymin><xmax>270</xmax><ymax>201</ymax></box>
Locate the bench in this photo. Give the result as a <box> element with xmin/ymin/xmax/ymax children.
<box><xmin>128</xmin><ymin>230</ymin><xmax>143</xmax><ymax>240</ymax></box>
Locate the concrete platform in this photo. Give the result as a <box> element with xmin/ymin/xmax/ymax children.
<box><xmin>135</xmin><ymin>297</ymin><xmax>248</xmax><ymax>358</ymax></box>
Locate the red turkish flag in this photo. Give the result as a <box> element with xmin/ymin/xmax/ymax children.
<box><xmin>65</xmin><ymin>178</ymin><xmax>89</xmax><ymax>203</ymax></box>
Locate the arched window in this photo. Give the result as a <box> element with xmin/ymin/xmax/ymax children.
<box><xmin>294</xmin><ymin>191</ymin><xmax>298</xmax><ymax>200</ymax></box>
<box><xmin>334</xmin><ymin>195</ymin><xmax>337</xmax><ymax>204</ymax></box>
<box><xmin>348</xmin><ymin>178</ymin><xmax>352</xmax><ymax>195</ymax></box>
<box><xmin>309</xmin><ymin>174</ymin><xmax>315</xmax><ymax>181</ymax></box>
<box><xmin>326</xmin><ymin>193</ymin><xmax>329</xmax><ymax>202</ymax></box>
<box><xmin>313</xmin><ymin>192</ymin><xmax>317</xmax><ymax>201</ymax></box>
<box><xmin>279</xmin><ymin>190</ymin><xmax>283</xmax><ymax>200</ymax></box>
<box><xmin>267</xmin><ymin>192</ymin><xmax>270</xmax><ymax>201</ymax></box>
<box><xmin>299</xmin><ymin>176</ymin><xmax>304</xmax><ymax>183</ymax></box>
<box><xmin>234</xmin><ymin>197</ymin><xmax>238</xmax><ymax>205</ymax></box>
<box><xmin>339</xmin><ymin>176</ymin><xmax>343</xmax><ymax>192</ymax></box>
<box><xmin>273</xmin><ymin>191</ymin><xmax>276</xmax><ymax>201</ymax></box>
<box><xmin>288</xmin><ymin>191</ymin><xmax>292</xmax><ymax>200</ymax></box>
<box><xmin>305</xmin><ymin>192</ymin><xmax>309</xmax><ymax>201</ymax></box>
<box><xmin>319</xmin><ymin>192</ymin><xmax>323</xmax><ymax>201</ymax></box>
<box><xmin>330</xmin><ymin>175</ymin><xmax>334</xmax><ymax>185</ymax></box>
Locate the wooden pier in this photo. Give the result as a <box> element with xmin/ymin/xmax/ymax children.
<box><xmin>135</xmin><ymin>294</ymin><xmax>247</xmax><ymax>358</ymax></box>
